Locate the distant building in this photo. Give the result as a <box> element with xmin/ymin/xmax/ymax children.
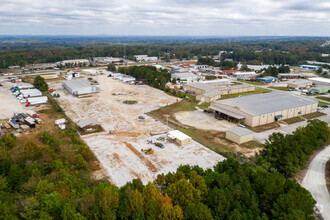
<box><xmin>256</xmin><ymin>76</ymin><xmax>276</xmax><ymax>83</ymax></box>
<box><xmin>232</xmin><ymin>71</ymin><xmax>257</xmax><ymax>80</ymax></box>
<box><xmin>308</xmin><ymin>86</ymin><xmax>329</xmax><ymax>94</ymax></box>
<box><xmin>134</xmin><ymin>55</ymin><xmax>158</xmax><ymax>62</ymax></box>
<box><xmin>299</xmin><ymin>65</ymin><xmax>320</xmax><ymax>69</ymax></box>
<box><xmin>287</xmin><ymin>80</ymin><xmax>313</xmax><ymax>89</ymax></box>
<box><xmin>168</xmin><ymin>130</ymin><xmax>192</xmax><ymax>146</ymax></box>
<box><xmin>171</xmin><ymin>72</ymin><xmax>199</xmax><ymax>83</ymax></box>
<box><xmin>183</xmin><ymin>79</ymin><xmax>230</xmax><ymax>95</ymax></box>
<box><xmin>59</xmin><ymin>59</ymin><xmax>89</xmax><ymax>66</ymax></box>
<box><xmin>309</xmin><ymin>77</ymin><xmax>330</xmax><ymax>86</ymax></box>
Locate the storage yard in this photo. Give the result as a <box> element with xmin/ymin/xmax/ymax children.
<box><xmin>48</xmin><ymin>75</ymin><xmax>225</xmax><ymax>186</ymax></box>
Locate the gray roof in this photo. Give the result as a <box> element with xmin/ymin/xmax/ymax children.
<box><xmin>288</xmin><ymin>80</ymin><xmax>311</xmax><ymax>85</ymax></box>
<box><xmin>214</xmin><ymin>91</ymin><xmax>317</xmax><ymax>116</ymax></box>
<box><xmin>210</xmin><ymin>105</ymin><xmax>245</xmax><ymax>119</ymax></box>
<box><xmin>227</xmin><ymin>127</ymin><xmax>253</xmax><ymax>136</ymax></box>
<box><xmin>77</xmin><ymin>118</ymin><xmax>100</xmax><ymax>128</ymax></box>
<box><xmin>186</xmin><ymin>80</ymin><xmax>229</xmax><ymax>91</ymax></box>
<box><xmin>63</xmin><ymin>79</ymin><xmax>95</xmax><ymax>90</ymax></box>
<box><xmin>171</xmin><ymin>72</ymin><xmax>197</xmax><ymax>79</ymax></box>
<box><xmin>202</xmin><ymin>90</ymin><xmax>222</xmax><ymax>98</ymax></box>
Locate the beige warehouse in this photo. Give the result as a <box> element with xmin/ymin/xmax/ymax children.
<box><xmin>226</xmin><ymin>127</ymin><xmax>254</xmax><ymax>144</ymax></box>
<box><xmin>168</xmin><ymin>130</ymin><xmax>192</xmax><ymax>146</ymax></box>
<box><xmin>287</xmin><ymin>80</ymin><xmax>313</xmax><ymax>89</ymax></box>
<box><xmin>210</xmin><ymin>92</ymin><xmax>318</xmax><ymax>127</ymax></box>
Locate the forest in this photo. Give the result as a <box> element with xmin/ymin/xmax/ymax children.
<box><xmin>0</xmin><ymin>36</ymin><xmax>329</xmax><ymax>68</ymax></box>
<box><xmin>0</xmin><ymin>117</ymin><xmax>328</xmax><ymax>219</ymax></box>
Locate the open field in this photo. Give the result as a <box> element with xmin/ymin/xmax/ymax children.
<box><xmin>240</xmin><ymin>80</ymin><xmax>265</xmax><ymax>86</ymax></box>
<box><xmin>303</xmin><ymin>112</ymin><xmax>326</xmax><ymax>120</ymax></box>
<box><xmin>49</xmin><ymin>75</ymin><xmax>225</xmax><ymax>186</ymax></box>
<box><xmin>219</xmin><ymin>87</ymin><xmax>271</xmax><ymax>100</ymax></box>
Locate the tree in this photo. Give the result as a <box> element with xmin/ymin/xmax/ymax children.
<box><xmin>166</xmin><ymin>179</ymin><xmax>201</xmax><ymax>207</ymax></box>
<box><xmin>316</xmin><ymin>67</ymin><xmax>323</xmax><ymax>74</ymax></box>
<box><xmin>129</xmin><ymin>189</ymin><xmax>144</xmax><ymax>213</ymax></box>
<box><xmin>158</xmin><ymin>203</ymin><xmax>183</xmax><ymax>220</ymax></box>
<box><xmin>107</xmin><ymin>63</ymin><xmax>116</xmax><ymax>72</ymax></box>
<box><xmin>142</xmin><ymin>182</ymin><xmax>160</xmax><ymax>202</ymax></box>
<box><xmin>184</xmin><ymin>203</ymin><xmax>212</xmax><ymax>220</ymax></box>
<box><xmin>240</xmin><ymin>64</ymin><xmax>250</xmax><ymax>71</ymax></box>
<box><xmin>33</xmin><ymin>75</ymin><xmax>48</xmax><ymax>92</ymax></box>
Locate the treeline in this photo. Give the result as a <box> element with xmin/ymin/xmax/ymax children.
<box><xmin>0</xmin><ymin>131</ymin><xmax>317</xmax><ymax>219</ymax></box>
<box><xmin>197</xmin><ymin>57</ymin><xmax>238</xmax><ymax>70</ymax></box>
<box><xmin>118</xmin><ymin>66</ymin><xmax>171</xmax><ymax>90</ymax></box>
<box><xmin>1</xmin><ymin>38</ymin><xmax>330</xmax><ymax>68</ymax></box>
<box><xmin>257</xmin><ymin>119</ymin><xmax>329</xmax><ymax>177</ymax></box>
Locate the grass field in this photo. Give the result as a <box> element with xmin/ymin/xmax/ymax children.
<box><xmin>241</xmin><ymin>80</ymin><xmax>265</xmax><ymax>86</ymax></box>
<box><xmin>283</xmin><ymin>117</ymin><xmax>305</xmax><ymax>124</ymax></box>
<box><xmin>318</xmin><ymin>101</ymin><xmax>329</xmax><ymax>107</ymax></box>
<box><xmin>303</xmin><ymin>112</ymin><xmax>326</xmax><ymax>119</ymax></box>
<box><xmin>316</xmin><ymin>96</ymin><xmax>330</xmax><ymax>102</ymax></box>
<box><xmin>269</xmin><ymin>86</ymin><xmax>289</xmax><ymax>91</ymax></box>
<box><xmin>219</xmin><ymin>87</ymin><xmax>271</xmax><ymax>100</ymax></box>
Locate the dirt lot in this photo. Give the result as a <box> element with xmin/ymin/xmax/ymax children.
<box><xmin>174</xmin><ymin>110</ymin><xmax>235</xmax><ymax>131</ymax></box>
<box><xmin>0</xmin><ymin>81</ymin><xmax>28</xmax><ymax>119</ymax></box>
<box><xmin>49</xmin><ymin>75</ymin><xmax>225</xmax><ymax>186</ymax></box>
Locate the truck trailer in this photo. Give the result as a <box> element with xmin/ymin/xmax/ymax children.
<box><xmin>19</xmin><ymin>89</ymin><xmax>42</xmax><ymax>98</ymax></box>
<box><xmin>25</xmin><ymin>96</ymin><xmax>48</xmax><ymax>107</ymax></box>
<box><xmin>24</xmin><ymin>117</ymin><xmax>36</xmax><ymax>128</ymax></box>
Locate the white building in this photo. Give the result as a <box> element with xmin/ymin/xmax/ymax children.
<box><xmin>232</xmin><ymin>71</ymin><xmax>257</xmax><ymax>80</ymax></box>
<box><xmin>309</xmin><ymin>77</ymin><xmax>330</xmax><ymax>86</ymax></box>
<box><xmin>195</xmin><ymin>65</ymin><xmax>209</xmax><ymax>69</ymax></box>
<box><xmin>171</xmin><ymin>72</ymin><xmax>199</xmax><ymax>83</ymax></box>
<box><xmin>59</xmin><ymin>59</ymin><xmax>89</xmax><ymax>66</ymax></box>
<box><xmin>134</xmin><ymin>55</ymin><xmax>158</xmax><ymax>62</ymax></box>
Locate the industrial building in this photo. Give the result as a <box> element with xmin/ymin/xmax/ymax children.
<box><xmin>183</xmin><ymin>79</ymin><xmax>230</xmax><ymax>95</ymax></box>
<box><xmin>287</xmin><ymin>80</ymin><xmax>313</xmax><ymax>89</ymax></box>
<box><xmin>210</xmin><ymin>92</ymin><xmax>317</xmax><ymax>127</ymax></box>
<box><xmin>226</xmin><ymin>127</ymin><xmax>254</xmax><ymax>144</ymax></box>
<box><xmin>168</xmin><ymin>130</ymin><xmax>192</xmax><ymax>146</ymax></box>
<box><xmin>62</xmin><ymin>79</ymin><xmax>96</xmax><ymax>96</ymax></box>
<box><xmin>308</xmin><ymin>86</ymin><xmax>329</xmax><ymax>94</ymax></box>
<box><xmin>196</xmin><ymin>84</ymin><xmax>255</xmax><ymax>102</ymax></box>
<box><xmin>171</xmin><ymin>72</ymin><xmax>199</xmax><ymax>83</ymax></box>
<box><xmin>309</xmin><ymin>77</ymin><xmax>330</xmax><ymax>86</ymax></box>
<box><xmin>134</xmin><ymin>55</ymin><xmax>158</xmax><ymax>62</ymax></box>
<box><xmin>299</xmin><ymin>65</ymin><xmax>321</xmax><ymax>69</ymax></box>
<box><xmin>232</xmin><ymin>71</ymin><xmax>257</xmax><ymax>80</ymax></box>
<box><xmin>256</xmin><ymin>76</ymin><xmax>276</xmax><ymax>83</ymax></box>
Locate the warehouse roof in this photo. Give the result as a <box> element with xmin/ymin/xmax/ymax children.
<box><xmin>171</xmin><ymin>72</ymin><xmax>197</xmax><ymax>79</ymax></box>
<box><xmin>214</xmin><ymin>91</ymin><xmax>317</xmax><ymax>116</ymax></box>
<box><xmin>210</xmin><ymin>105</ymin><xmax>245</xmax><ymax>119</ymax></box>
<box><xmin>309</xmin><ymin>77</ymin><xmax>330</xmax><ymax>83</ymax></box>
<box><xmin>186</xmin><ymin>79</ymin><xmax>229</xmax><ymax>91</ymax></box>
<box><xmin>227</xmin><ymin>127</ymin><xmax>253</xmax><ymax>136</ymax></box>
<box><xmin>202</xmin><ymin>90</ymin><xmax>222</xmax><ymax>98</ymax></box>
<box><xmin>63</xmin><ymin>79</ymin><xmax>95</xmax><ymax>90</ymax></box>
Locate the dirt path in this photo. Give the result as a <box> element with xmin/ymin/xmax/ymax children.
<box><xmin>302</xmin><ymin>145</ymin><xmax>330</xmax><ymax>220</ymax></box>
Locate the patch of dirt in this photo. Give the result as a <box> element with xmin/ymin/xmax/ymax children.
<box><xmin>123</xmin><ymin>142</ymin><xmax>158</xmax><ymax>172</ymax></box>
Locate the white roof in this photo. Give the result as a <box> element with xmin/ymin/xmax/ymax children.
<box><xmin>227</xmin><ymin>127</ymin><xmax>253</xmax><ymax>136</ymax></box>
<box><xmin>55</xmin><ymin>118</ymin><xmax>66</xmax><ymax>125</ymax></box>
<box><xmin>168</xmin><ymin>130</ymin><xmax>191</xmax><ymax>141</ymax></box>
<box><xmin>309</xmin><ymin>77</ymin><xmax>330</xmax><ymax>83</ymax></box>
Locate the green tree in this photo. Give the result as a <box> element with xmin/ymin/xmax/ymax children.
<box><xmin>166</xmin><ymin>179</ymin><xmax>201</xmax><ymax>207</ymax></box>
<box><xmin>129</xmin><ymin>189</ymin><xmax>144</xmax><ymax>213</ymax></box>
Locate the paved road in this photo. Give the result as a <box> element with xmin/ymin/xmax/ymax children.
<box><xmin>302</xmin><ymin>145</ymin><xmax>330</xmax><ymax>220</ymax></box>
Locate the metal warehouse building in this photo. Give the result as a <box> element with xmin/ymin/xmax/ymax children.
<box><xmin>309</xmin><ymin>77</ymin><xmax>330</xmax><ymax>87</ymax></box>
<box><xmin>62</xmin><ymin>79</ymin><xmax>96</xmax><ymax>96</ymax></box>
<box><xmin>210</xmin><ymin>92</ymin><xmax>318</xmax><ymax>127</ymax></box>
<box><xmin>226</xmin><ymin>127</ymin><xmax>254</xmax><ymax>144</ymax></box>
<box><xmin>287</xmin><ymin>80</ymin><xmax>313</xmax><ymax>89</ymax></box>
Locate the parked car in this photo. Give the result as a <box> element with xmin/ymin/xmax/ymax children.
<box><xmin>155</xmin><ymin>142</ymin><xmax>164</xmax><ymax>148</ymax></box>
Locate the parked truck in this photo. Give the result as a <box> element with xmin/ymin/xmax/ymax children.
<box><xmin>24</xmin><ymin>117</ymin><xmax>36</xmax><ymax>128</ymax></box>
<box><xmin>25</xmin><ymin>96</ymin><xmax>48</xmax><ymax>107</ymax></box>
<box><xmin>20</xmin><ymin>89</ymin><xmax>42</xmax><ymax>98</ymax></box>
<box><xmin>8</xmin><ymin>119</ymin><xmax>19</xmax><ymax>129</ymax></box>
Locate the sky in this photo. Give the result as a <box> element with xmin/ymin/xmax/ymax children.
<box><xmin>0</xmin><ymin>0</ymin><xmax>329</xmax><ymax>36</ymax></box>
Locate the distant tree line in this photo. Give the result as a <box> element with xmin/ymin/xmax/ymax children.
<box><xmin>197</xmin><ymin>57</ymin><xmax>238</xmax><ymax>70</ymax></box>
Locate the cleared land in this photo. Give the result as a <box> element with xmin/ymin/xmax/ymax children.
<box><xmin>0</xmin><ymin>81</ymin><xmax>27</xmax><ymax>119</ymax></box>
<box><xmin>49</xmin><ymin>75</ymin><xmax>224</xmax><ymax>186</ymax></box>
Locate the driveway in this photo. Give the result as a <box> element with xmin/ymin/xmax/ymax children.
<box><xmin>302</xmin><ymin>145</ymin><xmax>330</xmax><ymax>220</ymax></box>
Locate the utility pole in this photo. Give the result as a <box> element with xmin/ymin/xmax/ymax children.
<box><xmin>163</xmin><ymin>114</ymin><xmax>170</xmax><ymax>141</ymax></box>
<box><xmin>3</xmin><ymin>60</ymin><xmax>5</xmax><ymax>70</ymax></box>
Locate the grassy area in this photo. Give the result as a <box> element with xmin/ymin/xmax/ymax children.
<box><xmin>241</xmin><ymin>140</ymin><xmax>263</xmax><ymax>149</ymax></box>
<box><xmin>283</xmin><ymin>117</ymin><xmax>305</xmax><ymax>124</ymax></box>
<box><xmin>219</xmin><ymin>87</ymin><xmax>272</xmax><ymax>100</ymax></box>
<box><xmin>244</xmin><ymin>123</ymin><xmax>280</xmax><ymax>133</ymax></box>
<box><xmin>303</xmin><ymin>112</ymin><xmax>326</xmax><ymax>119</ymax></box>
<box><xmin>197</xmin><ymin>102</ymin><xmax>210</xmax><ymax>109</ymax></box>
<box><xmin>241</xmin><ymin>80</ymin><xmax>265</xmax><ymax>86</ymax></box>
<box><xmin>318</xmin><ymin>101</ymin><xmax>328</xmax><ymax>107</ymax></box>
<box><xmin>205</xmin><ymin>75</ymin><xmax>218</xmax><ymax>80</ymax></box>
<box><xmin>269</xmin><ymin>86</ymin><xmax>289</xmax><ymax>91</ymax></box>
<box><xmin>231</xmin><ymin>82</ymin><xmax>242</xmax><ymax>85</ymax></box>
<box><xmin>316</xmin><ymin>96</ymin><xmax>330</xmax><ymax>102</ymax></box>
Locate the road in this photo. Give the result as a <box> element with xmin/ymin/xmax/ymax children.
<box><xmin>302</xmin><ymin>145</ymin><xmax>330</xmax><ymax>220</ymax></box>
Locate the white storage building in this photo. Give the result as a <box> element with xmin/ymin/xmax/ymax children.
<box><xmin>62</xmin><ymin>79</ymin><xmax>96</xmax><ymax>96</ymax></box>
<box><xmin>309</xmin><ymin>77</ymin><xmax>330</xmax><ymax>86</ymax></box>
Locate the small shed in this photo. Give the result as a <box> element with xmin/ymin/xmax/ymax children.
<box><xmin>226</xmin><ymin>127</ymin><xmax>254</xmax><ymax>144</ymax></box>
<box><xmin>168</xmin><ymin>130</ymin><xmax>192</xmax><ymax>146</ymax></box>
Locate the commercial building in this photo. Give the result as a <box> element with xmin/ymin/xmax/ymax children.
<box><xmin>256</xmin><ymin>76</ymin><xmax>276</xmax><ymax>83</ymax></box>
<box><xmin>300</xmin><ymin>65</ymin><xmax>321</xmax><ymax>69</ymax></box>
<box><xmin>196</xmin><ymin>84</ymin><xmax>255</xmax><ymax>102</ymax></box>
<box><xmin>308</xmin><ymin>86</ymin><xmax>329</xmax><ymax>94</ymax></box>
<box><xmin>59</xmin><ymin>59</ymin><xmax>89</xmax><ymax>66</ymax></box>
<box><xmin>62</xmin><ymin>79</ymin><xmax>96</xmax><ymax>96</ymax></box>
<box><xmin>232</xmin><ymin>71</ymin><xmax>257</xmax><ymax>80</ymax></box>
<box><xmin>134</xmin><ymin>55</ymin><xmax>158</xmax><ymax>62</ymax></box>
<box><xmin>183</xmin><ymin>79</ymin><xmax>230</xmax><ymax>95</ymax></box>
<box><xmin>210</xmin><ymin>92</ymin><xmax>317</xmax><ymax>127</ymax></box>
<box><xmin>309</xmin><ymin>77</ymin><xmax>330</xmax><ymax>86</ymax></box>
<box><xmin>168</xmin><ymin>130</ymin><xmax>192</xmax><ymax>146</ymax></box>
<box><xmin>226</xmin><ymin>127</ymin><xmax>254</xmax><ymax>144</ymax></box>
<box><xmin>171</xmin><ymin>72</ymin><xmax>199</xmax><ymax>83</ymax></box>
<box><xmin>287</xmin><ymin>80</ymin><xmax>313</xmax><ymax>89</ymax></box>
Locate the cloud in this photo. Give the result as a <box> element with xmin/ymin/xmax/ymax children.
<box><xmin>0</xmin><ymin>0</ymin><xmax>329</xmax><ymax>35</ymax></box>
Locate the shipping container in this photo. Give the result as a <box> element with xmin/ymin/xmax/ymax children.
<box><xmin>24</xmin><ymin>117</ymin><xmax>36</xmax><ymax>128</ymax></box>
